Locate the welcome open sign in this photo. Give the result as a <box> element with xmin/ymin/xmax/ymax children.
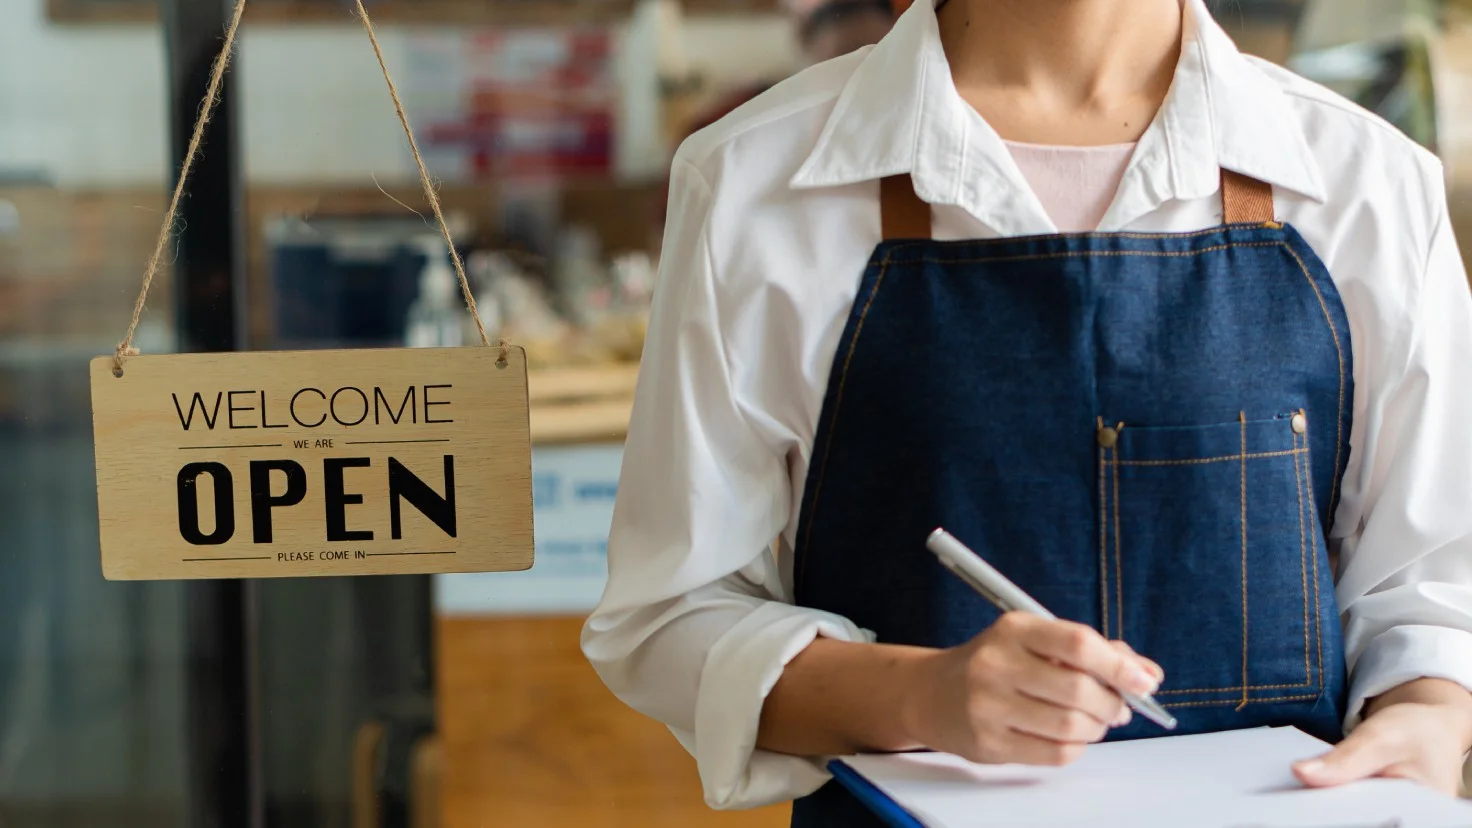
<box><xmin>90</xmin><ymin>347</ymin><xmax>533</xmax><ymax>580</ymax></box>
<box><xmin>88</xmin><ymin>0</ymin><xmax>538</xmax><ymax>580</ymax></box>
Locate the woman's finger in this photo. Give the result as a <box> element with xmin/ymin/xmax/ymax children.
<box><xmin>1293</xmin><ymin>725</ymin><xmax>1401</xmax><ymax>787</ymax></box>
<box><xmin>1108</xmin><ymin>640</ymin><xmax>1164</xmax><ymax>682</ymax></box>
<box><xmin>1020</xmin><ymin>620</ymin><xmax>1159</xmax><ymax>696</ymax></box>
<box><xmin>1005</xmin><ymin>689</ymin><xmax>1113</xmax><ymax>744</ymax></box>
<box><xmin>1014</xmin><ymin>655</ymin><xmax>1127</xmax><ymax>727</ymax></box>
<box><xmin>992</xmin><ymin>726</ymin><xmax>1089</xmax><ymax>767</ymax></box>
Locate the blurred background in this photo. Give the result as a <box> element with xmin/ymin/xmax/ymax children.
<box><xmin>0</xmin><ymin>0</ymin><xmax>1468</xmax><ymax>826</ymax></box>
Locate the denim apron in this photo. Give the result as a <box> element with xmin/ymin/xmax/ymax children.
<box><xmin>789</xmin><ymin>171</ymin><xmax>1353</xmax><ymax>827</ymax></box>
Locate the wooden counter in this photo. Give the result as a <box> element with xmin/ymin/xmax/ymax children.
<box><xmin>527</xmin><ymin>363</ymin><xmax>637</xmax><ymax>446</ymax></box>
<box><xmin>437</xmin><ymin>615</ymin><xmax>791</xmax><ymax>828</ymax></box>
<box><xmin>439</xmin><ymin>363</ymin><xmax>790</xmax><ymax>826</ymax></box>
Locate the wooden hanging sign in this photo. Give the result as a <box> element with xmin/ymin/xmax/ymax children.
<box><xmin>91</xmin><ymin>347</ymin><xmax>533</xmax><ymax>580</ymax></box>
<box><xmin>90</xmin><ymin>0</ymin><xmax>536</xmax><ymax>580</ymax></box>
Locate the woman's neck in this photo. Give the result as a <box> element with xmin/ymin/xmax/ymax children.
<box><xmin>938</xmin><ymin>0</ymin><xmax>1184</xmax><ymax>145</ymax></box>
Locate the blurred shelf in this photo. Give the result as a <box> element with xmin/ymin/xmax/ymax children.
<box><xmin>527</xmin><ymin>362</ymin><xmax>638</xmax><ymax>404</ymax></box>
<box><xmin>528</xmin><ymin>364</ymin><xmax>636</xmax><ymax>445</ymax></box>
<box><xmin>530</xmin><ymin>397</ymin><xmax>632</xmax><ymax>445</ymax></box>
<box><xmin>47</xmin><ymin>0</ymin><xmax>779</xmax><ymax>26</ymax></box>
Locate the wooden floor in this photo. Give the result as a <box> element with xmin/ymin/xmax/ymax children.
<box><xmin>437</xmin><ymin>615</ymin><xmax>792</xmax><ymax>828</ymax></box>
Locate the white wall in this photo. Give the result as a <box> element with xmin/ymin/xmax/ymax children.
<box><xmin>0</xmin><ymin>0</ymin><xmax>797</xmax><ymax>186</ymax></box>
<box><xmin>0</xmin><ymin>0</ymin><xmax>167</xmax><ymax>184</ymax></box>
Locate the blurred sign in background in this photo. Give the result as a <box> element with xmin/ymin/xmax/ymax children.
<box><xmin>405</xmin><ymin>29</ymin><xmax>616</xmax><ymax>181</ymax></box>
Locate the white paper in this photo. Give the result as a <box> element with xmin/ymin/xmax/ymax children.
<box><xmin>841</xmin><ymin>727</ymin><xmax>1472</xmax><ymax>828</ymax></box>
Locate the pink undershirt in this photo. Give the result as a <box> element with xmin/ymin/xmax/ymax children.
<box><xmin>1004</xmin><ymin>140</ymin><xmax>1137</xmax><ymax>233</ymax></box>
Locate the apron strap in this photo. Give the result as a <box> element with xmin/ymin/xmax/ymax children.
<box><xmin>880</xmin><ymin>174</ymin><xmax>931</xmax><ymax>241</ymax></box>
<box><xmin>879</xmin><ymin>168</ymin><xmax>1276</xmax><ymax>241</ymax></box>
<box><xmin>1221</xmin><ymin>169</ymin><xmax>1276</xmax><ymax>224</ymax></box>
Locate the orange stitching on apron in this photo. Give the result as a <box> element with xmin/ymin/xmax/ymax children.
<box><xmin>882</xmin><ymin>223</ymin><xmax>1281</xmax><ymax>252</ymax></box>
<box><xmin>888</xmin><ymin>232</ymin><xmax>1347</xmax><ymax>539</ymax></box>
<box><xmin>1156</xmin><ymin>679</ymin><xmax>1313</xmax><ymax>695</ymax></box>
<box><xmin>1237</xmin><ymin>412</ymin><xmax>1250</xmax><ymax>712</ymax></box>
<box><xmin>1113</xmin><ymin>448</ymin><xmax>1305</xmax><ymax>467</ymax></box>
<box><xmin>1293</xmin><ymin>423</ymin><xmax>1311</xmax><ymax>688</ymax></box>
<box><xmin>797</xmin><ymin>250</ymin><xmax>894</xmax><ymax>585</ymax></box>
<box><xmin>1106</xmin><ymin>433</ymin><xmax>1320</xmax><ymax>699</ymax></box>
<box><xmin>1301</xmin><ymin>416</ymin><xmax>1326</xmax><ymax>693</ymax></box>
<box><xmin>1111</xmin><ymin>435</ymin><xmax>1123</xmax><ymax>642</ymax></box>
<box><xmin>1100</xmin><ymin>424</ymin><xmax>1109</xmax><ymax>640</ymax></box>
<box><xmin>887</xmin><ymin>241</ymin><xmax>1283</xmax><ymax>267</ymax></box>
<box><xmin>1164</xmin><ymin>693</ymin><xmax>1319</xmax><ymax>710</ymax></box>
<box><xmin>1279</xmin><ymin>243</ymin><xmax>1347</xmax><ymax>531</ymax></box>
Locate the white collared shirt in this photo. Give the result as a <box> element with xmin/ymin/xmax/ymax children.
<box><xmin>583</xmin><ymin>0</ymin><xmax>1472</xmax><ymax>810</ymax></box>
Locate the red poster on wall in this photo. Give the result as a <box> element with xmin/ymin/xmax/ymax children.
<box><xmin>406</xmin><ymin>29</ymin><xmax>615</xmax><ymax>179</ymax></box>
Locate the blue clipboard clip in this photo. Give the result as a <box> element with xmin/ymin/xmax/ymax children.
<box><xmin>827</xmin><ymin>759</ymin><xmax>927</xmax><ymax>828</ymax></box>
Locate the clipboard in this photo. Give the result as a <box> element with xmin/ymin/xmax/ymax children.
<box><xmin>820</xmin><ymin>729</ymin><xmax>1472</xmax><ymax>828</ymax></box>
<box><xmin>827</xmin><ymin>759</ymin><xmax>926</xmax><ymax>828</ymax></box>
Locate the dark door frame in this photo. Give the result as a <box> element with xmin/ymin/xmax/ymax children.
<box><xmin>159</xmin><ymin>1</ymin><xmax>262</xmax><ymax>826</ymax></box>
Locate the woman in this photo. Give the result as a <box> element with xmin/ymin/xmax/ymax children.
<box><xmin>585</xmin><ymin>0</ymin><xmax>1472</xmax><ymax>823</ymax></box>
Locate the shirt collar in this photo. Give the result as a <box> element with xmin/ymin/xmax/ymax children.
<box><xmin>790</xmin><ymin>0</ymin><xmax>1327</xmax><ymax>221</ymax></box>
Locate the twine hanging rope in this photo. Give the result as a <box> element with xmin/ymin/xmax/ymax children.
<box><xmin>113</xmin><ymin>0</ymin><xmax>507</xmax><ymax>377</ymax></box>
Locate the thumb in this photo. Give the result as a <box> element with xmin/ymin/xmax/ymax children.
<box><xmin>1293</xmin><ymin>729</ymin><xmax>1395</xmax><ymax>788</ymax></box>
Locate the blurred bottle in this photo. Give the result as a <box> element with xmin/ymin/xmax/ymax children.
<box><xmin>468</xmin><ymin>250</ymin><xmax>507</xmax><ymax>344</ymax></box>
<box><xmin>611</xmin><ymin>250</ymin><xmax>655</xmax><ymax>310</ymax></box>
<box><xmin>551</xmin><ymin>224</ymin><xmax>610</xmax><ymax>328</ymax></box>
<box><xmin>405</xmin><ymin>237</ymin><xmax>465</xmax><ymax>348</ymax></box>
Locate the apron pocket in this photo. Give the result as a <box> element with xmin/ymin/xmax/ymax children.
<box><xmin>1096</xmin><ymin>411</ymin><xmax>1324</xmax><ymax>710</ymax></box>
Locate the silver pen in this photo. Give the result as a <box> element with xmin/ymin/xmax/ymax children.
<box><xmin>926</xmin><ymin>527</ymin><xmax>1179</xmax><ymax>731</ymax></box>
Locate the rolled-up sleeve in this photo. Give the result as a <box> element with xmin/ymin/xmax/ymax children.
<box><xmin>580</xmin><ymin>155</ymin><xmax>871</xmax><ymax>809</ymax></box>
<box><xmin>1338</xmin><ymin>168</ymin><xmax>1472</xmax><ymax>730</ymax></box>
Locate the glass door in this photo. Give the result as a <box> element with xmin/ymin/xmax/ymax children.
<box><xmin>0</xmin><ymin>0</ymin><xmax>439</xmax><ymax>825</ymax></box>
<box><xmin>0</xmin><ymin>2</ymin><xmax>188</xmax><ymax>826</ymax></box>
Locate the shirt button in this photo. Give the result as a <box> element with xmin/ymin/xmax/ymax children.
<box><xmin>1097</xmin><ymin>426</ymin><xmax>1119</xmax><ymax>448</ymax></box>
<box><xmin>1291</xmin><ymin>412</ymin><xmax>1307</xmax><ymax>434</ymax></box>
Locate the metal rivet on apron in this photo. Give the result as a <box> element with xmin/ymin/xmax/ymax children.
<box><xmin>1291</xmin><ymin>412</ymin><xmax>1307</xmax><ymax>434</ymax></box>
<box><xmin>1096</xmin><ymin>425</ymin><xmax>1119</xmax><ymax>448</ymax></box>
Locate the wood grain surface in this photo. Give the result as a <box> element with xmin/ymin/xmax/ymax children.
<box><xmin>437</xmin><ymin>615</ymin><xmax>792</xmax><ymax>827</ymax></box>
<box><xmin>91</xmin><ymin>345</ymin><xmax>532</xmax><ymax>579</ymax></box>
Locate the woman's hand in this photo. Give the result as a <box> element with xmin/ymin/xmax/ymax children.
<box><xmin>899</xmin><ymin>612</ymin><xmax>1162</xmax><ymax>766</ymax></box>
<box><xmin>1293</xmin><ymin>679</ymin><xmax>1472</xmax><ymax>796</ymax></box>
